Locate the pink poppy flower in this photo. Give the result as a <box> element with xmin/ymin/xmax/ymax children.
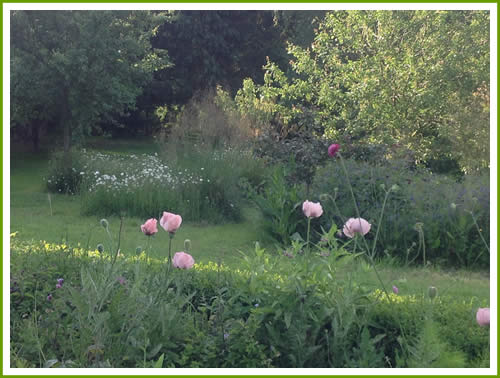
<box><xmin>343</xmin><ymin>218</ymin><xmax>371</xmax><ymax>238</ymax></box>
<box><xmin>476</xmin><ymin>308</ymin><xmax>490</xmax><ymax>326</ymax></box>
<box><xmin>172</xmin><ymin>252</ymin><xmax>195</xmax><ymax>269</ymax></box>
<box><xmin>141</xmin><ymin>218</ymin><xmax>158</xmax><ymax>236</ymax></box>
<box><xmin>302</xmin><ymin>200</ymin><xmax>323</xmax><ymax>218</ymax></box>
<box><xmin>160</xmin><ymin>212</ymin><xmax>182</xmax><ymax>233</ymax></box>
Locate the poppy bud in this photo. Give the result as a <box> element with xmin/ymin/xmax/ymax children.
<box><xmin>428</xmin><ymin>286</ymin><xmax>438</xmax><ymax>299</ymax></box>
<box><xmin>100</xmin><ymin>219</ymin><xmax>109</xmax><ymax>229</ymax></box>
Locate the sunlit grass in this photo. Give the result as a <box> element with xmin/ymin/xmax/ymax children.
<box><xmin>10</xmin><ymin>139</ymin><xmax>490</xmax><ymax>301</ymax></box>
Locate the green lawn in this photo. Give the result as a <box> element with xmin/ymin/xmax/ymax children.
<box><xmin>10</xmin><ymin>139</ymin><xmax>490</xmax><ymax>302</ymax></box>
<box><xmin>10</xmin><ymin>141</ymin><xmax>271</xmax><ymax>266</ymax></box>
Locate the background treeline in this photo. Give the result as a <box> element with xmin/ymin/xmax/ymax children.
<box><xmin>11</xmin><ymin>9</ymin><xmax>489</xmax><ymax>175</ymax></box>
<box><xmin>10</xmin><ymin>10</ymin><xmax>325</xmax><ymax>150</ymax></box>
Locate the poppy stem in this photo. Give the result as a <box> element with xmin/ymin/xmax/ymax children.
<box><xmin>370</xmin><ymin>189</ymin><xmax>391</xmax><ymax>260</ymax></box>
<box><xmin>338</xmin><ymin>152</ymin><xmax>391</xmax><ymax>300</ymax></box>
<box><xmin>145</xmin><ymin>236</ymin><xmax>151</xmax><ymax>264</ymax></box>
<box><xmin>168</xmin><ymin>233</ymin><xmax>174</xmax><ymax>264</ymax></box>
<box><xmin>306</xmin><ymin>217</ymin><xmax>311</xmax><ymax>254</ymax></box>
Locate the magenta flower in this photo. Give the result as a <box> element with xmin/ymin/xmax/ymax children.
<box><xmin>47</xmin><ymin>294</ymin><xmax>53</xmax><ymax>301</ymax></box>
<box><xmin>476</xmin><ymin>308</ymin><xmax>490</xmax><ymax>326</ymax></box>
<box><xmin>302</xmin><ymin>200</ymin><xmax>323</xmax><ymax>218</ymax></box>
<box><xmin>392</xmin><ymin>285</ymin><xmax>399</xmax><ymax>295</ymax></box>
<box><xmin>141</xmin><ymin>218</ymin><xmax>158</xmax><ymax>236</ymax></box>
<box><xmin>172</xmin><ymin>252</ymin><xmax>195</xmax><ymax>269</ymax></box>
<box><xmin>160</xmin><ymin>211</ymin><xmax>182</xmax><ymax>233</ymax></box>
<box><xmin>343</xmin><ymin>218</ymin><xmax>371</xmax><ymax>238</ymax></box>
<box><xmin>328</xmin><ymin>143</ymin><xmax>340</xmax><ymax>157</ymax></box>
<box><xmin>55</xmin><ymin>278</ymin><xmax>64</xmax><ymax>289</ymax></box>
<box><xmin>117</xmin><ymin>276</ymin><xmax>127</xmax><ymax>285</ymax></box>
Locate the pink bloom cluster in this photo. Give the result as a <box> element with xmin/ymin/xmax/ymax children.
<box><xmin>56</xmin><ymin>278</ymin><xmax>64</xmax><ymax>289</ymax></box>
<box><xmin>141</xmin><ymin>211</ymin><xmax>183</xmax><ymax>236</ymax></box>
<box><xmin>141</xmin><ymin>211</ymin><xmax>194</xmax><ymax>269</ymax></box>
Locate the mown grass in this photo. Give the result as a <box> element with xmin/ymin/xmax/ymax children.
<box><xmin>9</xmin><ymin>139</ymin><xmax>490</xmax><ymax>302</ymax></box>
<box><xmin>10</xmin><ymin>142</ymin><xmax>271</xmax><ymax>266</ymax></box>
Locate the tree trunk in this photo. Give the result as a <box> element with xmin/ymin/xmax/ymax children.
<box><xmin>31</xmin><ymin>121</ymin><xmax>40</xmax><ymax>152</ymax></box>
<box><xmin>63</xmin><ymin>116</ymin><xmax>71</xmax><ymax>156</ymax></box>
<box><xmin>31</xmin><ymin>120</ymin><xmax>43</xmax><ymax>152</ymax></box>
<box><xmin>60</xmin><ymin>88</ymin><xmax>73</xmax><ymax>169</ymax></box>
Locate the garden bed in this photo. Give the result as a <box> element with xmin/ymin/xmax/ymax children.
<box><xmin>10</xmin><ymin>236</ymin><xmax>489</xmax><ymax>368</ymax></box>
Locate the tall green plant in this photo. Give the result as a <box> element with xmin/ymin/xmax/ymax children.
<box><xmin>250</xmin><ymin>167</ymin><xmax>304</xmax><ymax>244</ymax></box>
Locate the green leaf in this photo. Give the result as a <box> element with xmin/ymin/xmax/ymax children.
<box><xmin>153</xmin><ymin>353</ymin><xmax>164</xmax><ymax>368</ymax></box>
<box><xmin>147</xmin><ymin>344</ymin><xmax>163</xmax><ymax>359</ymax></box>
<box><xmin>431</xmin><ymin>238</ymin><xmax>441</xmax><ymax>249</ymax></box>
<box><xmin>44</xmin><ymin>359</ymin><xmax>59</xmax><ymax>368</ymax></box>
<box><xmin>284</xmin><ymin>312</ymin><xmax>292</xmax><ymax>329</ymax></box>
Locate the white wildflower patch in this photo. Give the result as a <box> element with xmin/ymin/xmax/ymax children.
<box><xmin>79</xmin><ymin>151</ymin><xmax>205</xmax><ymax>195</ymax></box>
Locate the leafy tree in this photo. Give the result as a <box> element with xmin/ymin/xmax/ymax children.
<box><xmin>150</xmin><ymin>10</ymin><xmax>327</xmax><ymax>105</ymax></box>
<box><xmin>11</xmin><ymin>10</ymin><xmax>170</xmax><ymax>152</ymax></box>
<box><xmin>150</xmin><ymin>11</ymin><xmax>280</xmax><ymax>105</ymax></box>
<box><xmin>235</xmin><ymin>10</ymin><xmax>490</xmax><ymax>173</ymax></box>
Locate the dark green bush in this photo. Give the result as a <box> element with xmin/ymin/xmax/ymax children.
<box><xmin>253</xmin><ymin>130</ymin><xmax>332</xmax><ymax>190</ymax></box>
<box><xmin>366</xmin><ymin>292</ymin><xmax>489</xmax><ymax>367</ymax></box>
<box><xmin>433</xmin><ymin>299</ymin><xmax>490</xmax><ymax>365</ymax></box>
<box><xmin>46</xmin><ymin>150</ymin><xmax>86</xmax><ymax>194</ymax></box>
<box><xmin>312</xmin><ymin>158</ymin><xmax>490</xmax><ymax>268</ymax></box>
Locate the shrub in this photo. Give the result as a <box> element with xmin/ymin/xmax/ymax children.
<box><xmin>248</xmin><ymin>166</ymin><xmax>305</xmax><ymax>244</ymax></box>
<box><xmin>253</xmin><ymin>130</ymin><xmax>332</xmax><ymax>192</ymax></box>
<box><xmin>162</xmin><ymin>87</ymin><xmax>256</xmax><ymax>158</ymax></box>
<box><xmin>366</xmin><ymin>291</ymin><xmax>489</xmax><ymax>367</ymax></box>
<box><xmin>46</xmin><ymin>150</ymin><xmax>87</xmax><ymax>194</ymax></box>
<box><xmin>432</xmin><ymin>299</ymin><xmax>491</xmax><ymax>365</ymax></box>
<box><xmin>312</xmin><ymin>158</ymin><xmax>490</xmax><ymax>268</ymax></box>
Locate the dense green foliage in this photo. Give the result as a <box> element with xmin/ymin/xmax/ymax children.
<box><xmin>235</xmin><ymin>10</ymin><xmax>489</xmax><ymax>174</ymax></box>
<box><xmin>248</xmin><ymin>166</ymin><xmax>304</xmax><ymax>244</ymax></box>
<box><xmin>11</xmin><ymin>10</ymin><xmax>169</xmax><ymax>150</ymax></box>
<box><xmin>10</xmin><ymin>237</ymin><xmax>489</xmax><ymax>368</ymax></box>
<box><xmin>12</xmin><ymin>10</ymin><xmax>490</xmax><ymax>175</ymax></box>
<box><xmin>312</xmin><ymin>158</ymin><xmax>490</xmax><ymax>268</ymax></box>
